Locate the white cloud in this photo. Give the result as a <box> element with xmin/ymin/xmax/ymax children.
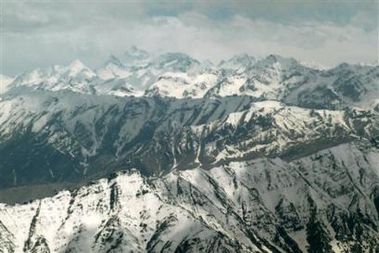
<box><xmin>2</xmin><ymin>1</ymin><xmax>378</xmax><ymax>75</ymax></box>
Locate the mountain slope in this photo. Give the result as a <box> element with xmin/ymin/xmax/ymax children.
<box><xmin>0</xmin><ymin>90</ymin><xmax>377</xmax><ymax>191</ymax></box>
<box><xmin>0</xmin><ymin>141</ymin><xmax>378</xmax><ymax>252</ymax></box>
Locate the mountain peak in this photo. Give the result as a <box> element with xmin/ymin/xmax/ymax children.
<box><xmin>129</xmin><ymin>45</ymin><xmax>144</xmax><ymax>54</ymax></box>
<box><xmin>300</xmin><ymin>60</ymin><xmax>332</xmax><ymax>70</ymax></box>
<box><xmin>123</xmin><ymin>46</ymin><xmax>150</xmax><ymax>63</ymax></box>
<box><xmin>152</xmin><ymin>52</ymin><xmax>200</xmax><ymax>72</ymax></box>
<box><xmin>68</xmin><ymin>59</ymin><xmax>87</xmax><ymax>70</ymax></box>
<box><xmin>65</xmin><ymin>59</ymin><xmax>94</xmax><ymax>77</ymax></box>
<box><xmin>257</xmin><ymin>54</ymin><xmax>300</xmax><ymax>69</ymax></box>
<box><xmin>265</xmin><ymin>54</ymin><xmax>292</xmax><ymax>63</ymax></box>
<box><xmin>104</xmin><ymin>54</ymin><xmax>124</xmax><ymax>67</ymax></box>
<box><xmin>232</xmin><ymin>53</ymin><xmax>256</xmax><ymax>61</ymax></box>
<box><xmin>218</xmin><ymin>53</ymin><xmax>258</xmax><ymax>69</ymax></box>
<box><xmin>154</xmin><ymin>52</ymin><xmax>195</xmax><ymax>62</ymax></box>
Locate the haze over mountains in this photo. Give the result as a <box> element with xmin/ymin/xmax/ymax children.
<box><xmin>0</xmin><ymin>48</ymin><xmax>378</xmax><ymax>252</ymax></box>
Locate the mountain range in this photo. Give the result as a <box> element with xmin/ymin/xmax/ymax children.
<box><xmin>3</xmin><ymin>47</ymin><xmax>378</xmax><ymax>109</ymax></box>
<box><xmin>0</xmin><ymin>48</ymin><xmax>378</xmax><ymax>253</ymax></box>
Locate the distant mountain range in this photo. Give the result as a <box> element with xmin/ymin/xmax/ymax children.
<box><xmin>0</xmin><ymin>48</ymin><xmax>378</xmax><ymax>253</ymax></box>
<box><xmin>3</xmin><ymin>47</ymin><xmax>378</xmax><ymax>109</ymax></box>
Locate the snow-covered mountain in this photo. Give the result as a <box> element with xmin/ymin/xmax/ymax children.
<box><xmin>9</xmin><ymin>60</ymin><xmax>96</xmax><ymax>95</ymax></box>
<box><xmin>0</xmin><ymin>91</ymin><xmax>378</xmax><ymax>190</ymax></box>
<box><xmin>5</xmin><ymin>48</ymin><xmax>378</xmax><ymax>109</ymax></box>
<box><xmin>0</xmin><ymin>141</ymin><xmax>378</xmax><ymax>252</ymax></box>
<box><xmin>0</xmin><ymin>49</ymin><xmax>379</xmax><ymax>252</ymax></box>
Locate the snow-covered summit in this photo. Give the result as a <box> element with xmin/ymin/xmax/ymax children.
<box><xmin>5</xmin><ymin>60</ymin><xmax>96</xmax><ymax>95</ymax></box>
<box><xmin>67</xmin><ymin>59</ymin><xmax>86</xmax><ymax>72</ymax></box>
<box><xmin>103</xmin><ymin>54</ymin><xmax>125</xmax><ymax>68</ymax></box>
<box><xmin>151</xmin><ymin>52</ymin><xmax>199</xmax><ymax>70</ymax></box>
<box><xmin>3</xmin><ymin>51</ymin><xmax>378</xmax><ymax>108</ymax></box>
<box><xmin>122</xmin><ymin>46</ymin><xmax>150</xmax><ymax>65</ymax></box>
<box><xmin>218</xmin><ymin>53</ymin><xmax>259</xmax><ymax>70</ymax></box>
<box><xmin>63</xmin><ymin>59</ymin><xmax>96</xmax><ymax>79</ymax></box>
<box><xmin>97</xmin><ymin>55</ymin><xmax>129</xmax><ymax>80</ymax></box>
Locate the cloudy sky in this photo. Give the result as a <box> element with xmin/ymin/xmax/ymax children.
<box><xmin>1</xmin><ymin>0</ymin><xmax>378</xmax><ymax>76</ymax></box>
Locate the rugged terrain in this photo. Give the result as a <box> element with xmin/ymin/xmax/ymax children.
<box><xmin>0</xmin><ymin>49</ymin><xmax>378</xmax><ymax>252</ymax></box>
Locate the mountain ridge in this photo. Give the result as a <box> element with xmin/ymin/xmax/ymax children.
<box><xmin>3</xmin><ymin>50</ymin><xmax>378</xmax><ymax>109</ymax></box>
<box><xmin>0</xmin><ymin>50</ymin><xmax>378</xmax><ymax>252</ymax></box>
<box><xmin>1</xmin><ymin>141</ymin><xmax>378</xmax><ymax>252</ymax></box>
